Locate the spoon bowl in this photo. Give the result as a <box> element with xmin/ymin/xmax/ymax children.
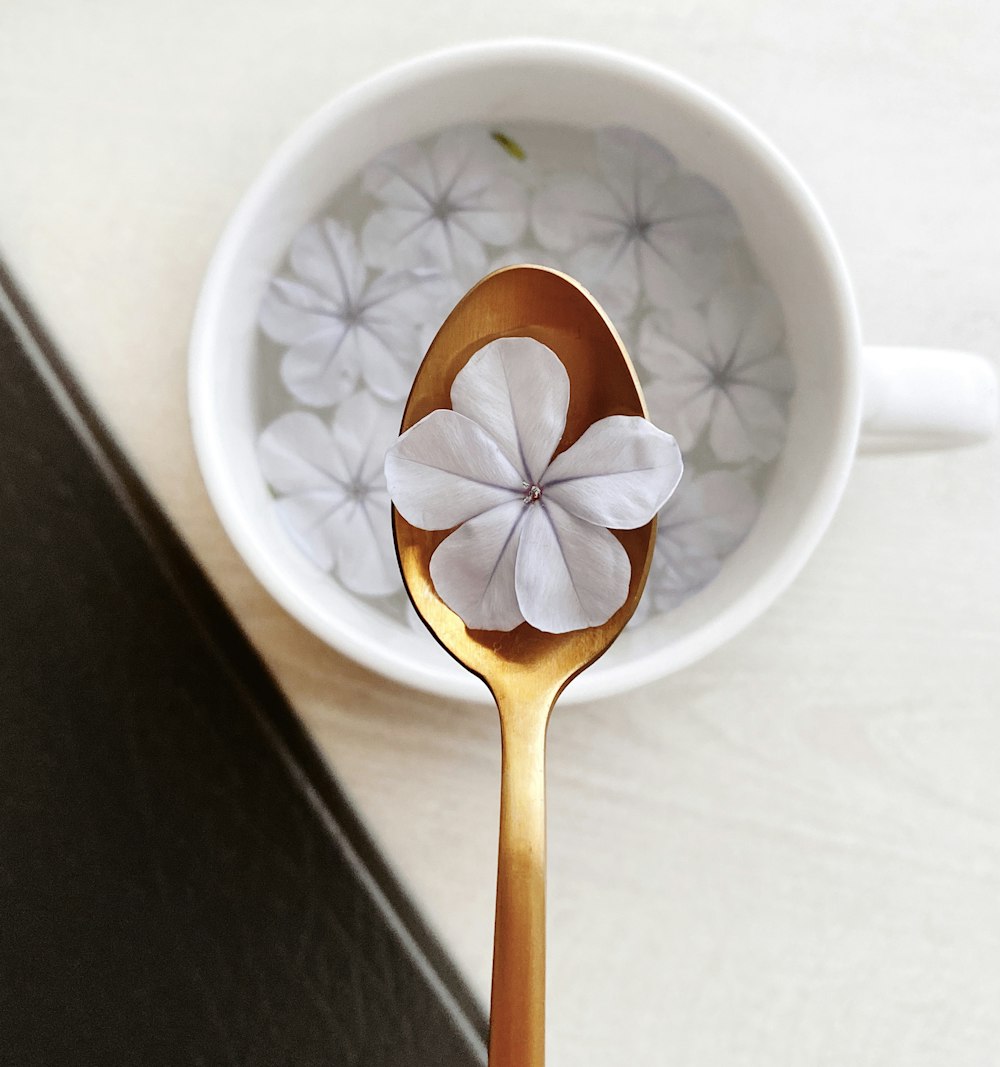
<box><xmin>393</xmin><ymin>265</ymin><xmax>657</xmax><ymax>1067</ymax></box>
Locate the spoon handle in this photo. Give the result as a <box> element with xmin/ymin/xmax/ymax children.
<box><xmin>489</xmin><ymin>695</ymin><xmax>551</xmax><ymax>1067</ymax></box>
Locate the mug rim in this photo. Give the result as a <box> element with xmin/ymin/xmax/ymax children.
<box><xmin>189</xmin><ymin>38</ymin><xmax>863</xmax><ymax>702</ymax></box>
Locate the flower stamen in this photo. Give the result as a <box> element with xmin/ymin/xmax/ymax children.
<box><xmin>521</xmin><ymin>481</ymin><xmax>543</xmax><ymax>505</ymax></box>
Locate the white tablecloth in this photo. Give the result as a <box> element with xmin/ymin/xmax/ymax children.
<box><xmin>2</xmin><ymin>2</ymin><xmax>998</xmax><ymax>1062</ymax></box>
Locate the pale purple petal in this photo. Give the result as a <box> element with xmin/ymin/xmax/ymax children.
<box><xmin>289</xmin><ymin>219</ymin><xmax>365</xmax><ymax>304</ymax></box>
<box><xmin>429</xmin><ymin>500</ymin><xmax>527</xmax><ymax>630</ymax></box>
<box><xmin>280</xmin><ymin>330</ymin><xmax>358</xmax><ymax>407</ymax></box>
<box><xmin>709</xmin><ymin>287</ymin><xmax>789</xmax><ymax>388</ymax></box>
<box><xmin>644</xmin><ymin>468</ymin><xmax>760</xmax><ymax>612</ymax></box>
<box><xmin>664</xmin><ymin>469</ymin><xmax>759</xmax><ymax>559</ymax></box>
<box><xmin>275</xmin><ymin>489</ymin><xmax>398</xmax><ymax>596</ymax></box>
<box><xmin>331</xmin><ymin>490</ymin><xmax>400</xmax><ymax>596</ymax></box>
<box><xmin>361</xmin><ymin>206</ymin><xmax>436</xmax><ymax>271</ymax></box>
<box><xmin>708</xmin><ymin>382</ymin><xmax>788</xmax><ymax>463</ymax></box>
<box><xmin>426</xmin><ymin>126</ymin><xmax>502</xmax><ymax>195</ymax></box>
<box><xmin>259</xmin><ymin>278</ymin><xmax>335</xmax><ymax>345</ymax></box>
<box><xmin>514</xmin><ymin>500</ymin><xmax>631</xmax><ymax>633</ymax></box>
<box><xmin>458</xmin><ymin>173</ymin><xmax>528</xmax><ymax>246</ymax></box>
<box><xmin>330</xmin><ymin>392</ymin><xmax>398</xmax><ymax>488</ymax></box>
<box><xmin>543</xmin><ymin>416</ymin><xmax>682</xmax><ymax>529</ymax></box>
<box><xmin>362</xmin><ymin>139</ymin><xmax>435</xmax><ymax>208</ymax></box>
<box><xmin>638</xmin><ymin>304</ymin><xmax>712</xmax><ymax>368</ymax></box>
<box><xmin>650</xmin><ymin>174</ymin><xmax>738</xmax><ymax>243</ymax></box>
<box><xmin>450</xmin><ymin>338</ymin><xmax>569</xmax><ymax>483</ymax></box>
<box><xmin>634</xmin><ymin>239</ymin><xmax>705</xmax><ymax>309</ymax></box>
<box><xmin>595</xmin><ymin>126</ymin><xmax>678</xmax><ymax>208</ymax></box>
<box><xmin>258</xmin><ymin>411</ymin><xmax>350</xmax><ymax>493</ymax></box>
<box><xmin>385</xmin><ymin>409</ymin><xmax>522</xmax><ymax>529</ymax></box>
<box><xmin>644</xmin><ymin>378</ymin><xmax>713</xmax><ymax>452</ymax></box>
<box><xmin>532</xmin><ymin>174</ymin><xmax>620</xmax><ymax>252</ymax></box>
<box><xmin>647</xmin><ymin>532</ymin><xmax>723</xmax><ymax>613</ymax></box>
<box><xmin>273</xmin><ymin>489</ymin><xmax>347</xmax><ymax>571</ymax></box>
<box><xmin>436</xmin><ymin>218</ymin><xmax>490</xmax><ymax>276</ymax></box>
<box><xmin>733</xmin><ymin>354</ymin><xmax>795</xmax><ymax>395</ymax></box>
<box><xmin>566</xmin><ymin>239</ymin><xmax>642</xmax><ymax>320</ymax></box>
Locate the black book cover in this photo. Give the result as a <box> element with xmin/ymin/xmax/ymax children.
<box><xmin>0</xmin><ymin>265</ymin><xmax>488</xmax><ymax>1066</ymax></box>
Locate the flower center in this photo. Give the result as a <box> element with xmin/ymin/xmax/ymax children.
<box><xmin>710</xmin><ymin>366</ymin><xmax>732</xmax><ymax>389</ymax></box>
<box><xmin>430</xmin><ymin>196</ymin><xmax>457</xmax><ymax>221</ymax></box>
<box><xmin>347</xmin><ymin>479</ymin><xmax>369</xmax><ymax>502</ymax></box>
<box><xmin>522</xmin><ymin>481</ymin><xmax>543</xmax><ymax>505</ymax></box>
<box><xmin>626</xmin><ymin>215</ymin><xmax>652</xmax><ymax>241</ymax></box>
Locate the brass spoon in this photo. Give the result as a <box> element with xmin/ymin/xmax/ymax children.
<box><xmin>393</xmin><ymin>265</ymin><xmax>656</xmax><ymax>1067</ymax></box>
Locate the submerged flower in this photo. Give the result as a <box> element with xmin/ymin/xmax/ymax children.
<box><xmin>639</xmin><ymin>284</ymin><xmax>793</xmax><ymax>463</ymax></box>
<box><xmin>259</xmin><ymin>219</ymin><xmax>437</xmax><ymax>407</ymax></box>
<box><xmin>361</xmin><ymin>125</ymin><xmax>529</xmax><ymax>281</ymax></box>
<box><xmin>258</xmin><ymin>392</ymin><xmax>400</xmax><ymax>597</ymax></box>
<box><xmin>636</xmin><ymin>468</ymin><xmax>760</xmax><ymax>620</ymax></box>
<box><xmin>532</xmin><ymin>127</ymin><xmax>739</xmax><ymax>319</ymax></box>
<box><xmin>385</xmin><ymin>338</ymin><xmax>683</xmax><ymax>633</ymax></box>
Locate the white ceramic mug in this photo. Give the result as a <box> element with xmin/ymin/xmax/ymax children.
<box><xmin>189</xmin><ymin>39</ymin><xmax>997</xmax><ymax>703</ymax></box>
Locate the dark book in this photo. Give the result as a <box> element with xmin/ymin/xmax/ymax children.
<box><xmin>0</xmin><ymin>265</ymin><xmax>488</xmax><ymax>1066</ymax></box>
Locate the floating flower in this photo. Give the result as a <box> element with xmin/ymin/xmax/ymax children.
<box><xmin>385</xmin><ymin>338</ymin><xmax>683</xmax><ymax>633</ymax></box>
<box><xmin>258</xmin><ymin>392</ymin><xmax>400</xmax><ymax>597</ymax></box>
<box><xmin>361</xmin><ymin>125</ymin><xmax>529</xmax><ymax>282</ymax></box>
<box><xmin>532</xmin><ymin>127</ymin><xmax>739</xmax><ymax>319</ymax></box>
<box><xmin>639</xmin><ymin>284</ymin><xmax>793</xmax><ymax>463</ymax></box>
<box><xmin>635</xmin><ymin>468</ymin><xmax>760</xmax><ymax>621</ymax></box>
<box><xmin>259</xmin><ymin>219</ymin><xmax>437</xmax><ymax>407</ymax></box>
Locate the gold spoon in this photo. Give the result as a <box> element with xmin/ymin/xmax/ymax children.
<box><xmin>393</xmin><ymin>265</ymin><xmax>656</xmax><ymax>1067</ymax></box>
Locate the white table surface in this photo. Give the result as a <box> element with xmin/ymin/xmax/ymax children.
<box><xmin>3</xmin><ymin>3</ymin><xmax>999</xmax><ymax>1063</ymax></box>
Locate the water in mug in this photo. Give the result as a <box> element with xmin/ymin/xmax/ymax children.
<box><xmin>253</xmin><ymin>121</ymin><xmax>795</xmax><ymax>631</ymax></box>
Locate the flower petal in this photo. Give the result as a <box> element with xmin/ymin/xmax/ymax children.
<box><xmin>258</xmin><ymin>412</ymin><xmax>350</xmax><ymax>493</ymax></box>
<box><xmin>637</xmin><ymin>308</ymin><xmax>717</xmax><ymax>449</ymax></box>
<box><xmin>450</xmin><ymin>338</ymin><xmax>569</xmax><ymax>483</ymax></box>
<box><xmin>329</xmin><ymin>491</ymin><xmax>400</xmax><ymax>597</ymax></box>
<box><xmin>362</xmin><ymin>138</ymin><xmax>435</xmax><ymax>209</ymax></box>
<box><xmin>280</xmin><ymin>330</ymin><xmax>358</xmax><ymax>407</ymax></box>
<box><xmin>595</xmin><ymin>126</ymin><xmax>678</xmax><ymax>209</ymax></box>
<box><xmin>663</xmin><ymin>469</ymin><xmax>759</xmax><ymax>559</ymax></box>
<box><xmin>290</xmin><ymin>220</ymin><xmax>366</xmax><ymax>305</ymax></box>
<box><xmin>361</xmin><ymin>206</ymin><xmax>434</xmax><ymax>271</ymax></box>
<box><xmin>429</xmin><ymin>499</ymin><xmax>527</xmax><ymax>630</ymax></box>
<box><xmin>426</xmin><ymin>125</ymin><xmax>502</xmax><ymax>196</ymax></box>
<box><xmin>459</xmin><ymin>174</ymin><xmax>529</xmax><ymax>246</ymax></box>
<box><xmin>330</xmin><ymin>391</ymin><xmax>399</xmax><ymax>488</ymax></box>
<box><xmin>531</xmin><ymin>174</ymin><xmax>620</xmax><ymax>252</ymax></box>
<box><xmin>708</xmin><ymin>284</ymin><xmax>783</xmax><ymax>365</ymax></box>
<box><xmin>645</xmin><ymin>378</ymin><xmax>713</xmax><ymax>452</ymax></box>
<box><xmin>645</xmin><ymin>468</ymin><xmax>760</xmax><ymax>613</ymax></box>
<box><xmin>543</xmin><ymin>416</ymin><xmax>682</xmax><ymax>529</ymax></box>
<box><xmin>259</xmin><ymin>278</ymin><xmax>334</xmax><ymax>345</ymax></box>
<box><xmin>273</xmin><ymin>489</ymin><xmax>346</xmax><ymax>571</ymax></box>
<box><xmin>567</xmin><ymin>239</ymin><xmax>642</xmax><ymax>321</ymax></box>
<box><xmin>275</xmin><ymin>489</ymin><xmax>399</xmax><ymax>597</ymax></box>
<box><xmin>385</xmin><ymin>409</ymin><xmax>522</xmax><ymax>529</ymax></box>
<box><xmin>514</xmin><ymin>500</ymin><xmax>631</xmax><ymax>633</ymax></box>
<box><xmin>708</xmin><ymin>382</ymin><xmax>788</xmax><ymax>463</ymax></box>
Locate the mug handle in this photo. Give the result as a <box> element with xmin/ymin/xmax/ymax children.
<box><xmin>860</xmin><ymin>346</ymin><xmax>998</xmax><ymax>452</ymax></box>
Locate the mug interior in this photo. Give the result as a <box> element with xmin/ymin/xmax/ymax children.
<box><xmin>190</xmin><ymin>40</ymin><xmax>861</xmax><ymax>702</ymax></box>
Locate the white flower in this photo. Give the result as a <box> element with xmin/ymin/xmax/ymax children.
<box><xmin>257</xmin><ymin>392</ymin><xmax>400</xmax><ymax>597</ymax></box>
<box><xmin>361</xmin><ymin>126</ymin><xmax>529</xmax><ymax>281</ymax></box>
<box><xmin>259</xmin><ymin>219</ymin><xmax>437</xmax><ymax>407</ymax></box>
<box><xmin>637</xmin><ymin>469</ymin><xmax>760</xmax><ymax>620</ymax></box>
<box><xmin>532</xmin><ymin>127</ymin><xmax>739</xmax><ymax>320</ymax></box>
<box><xmin>385</xmin><ymin>338</ymin><xmax>683</xmax><ymax>634</ymax></box>
<box><xmin>639</xmin><ymin>284</ymin><xmax>793</xmax><ymax>464</ymax></box>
